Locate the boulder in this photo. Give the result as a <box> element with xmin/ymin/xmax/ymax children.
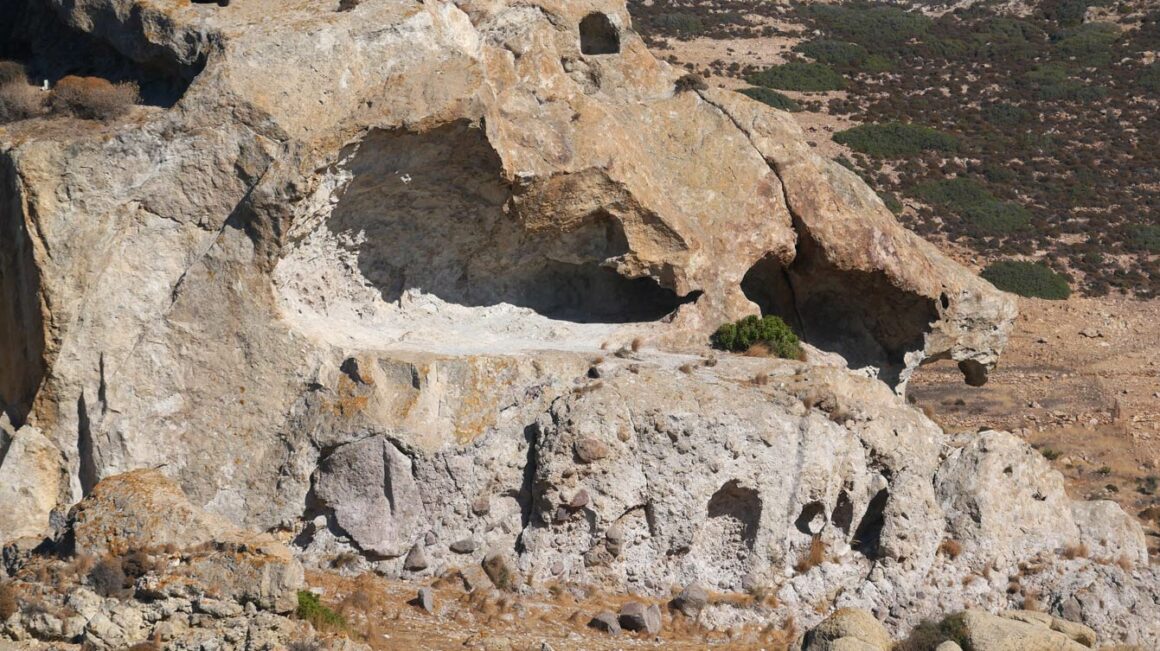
<box><xmin>618</xmin><ymin>601</ymin><xmax>661</xmax><ymax>634</ymax></box>
<box><xmin>589</xmin><ymin>612</ymin><xmax>621</xmax><ymax>634</ymax></box>
<box><xmin>0</xmin><ymin>425</ymin><xmax>66</xmax><ymax>542</ymax></box>
<box><xmin>671</xmin><ymin>583</ymin><xmax>708</xmax><ymax>617</ymax></box>
<box><xmin>804</xmin><ymin>608</ymin><xmax>892</xmax><ymax>651</ymax></box>
<box><xmin>954</xmin><ymin>610</ymin><xmax>1090</xmax><ymax>651</ymax></box>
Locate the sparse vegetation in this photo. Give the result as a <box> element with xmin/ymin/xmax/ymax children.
<box><xmin>794</xmin><ymin>535</ymin><xmax>826</xmax><ymax>573</ymax></box>
<box><xmin>913</xmin><ymin>178</ymin><xmax>1031</xmax><ymax>235</ymax></box>
<box><xmin>937</xmin><ymin>539</ymin><xmax>963</xmax><ymax>560</ymax></box>
<box><xmin>296</xmin><ymin>590</ymin><xmax>346</xmax><ymax>632</ymax></box>
<box><xmin>711</xmin><ymin>315</ymin><xmax>802</xmax><ymax>359</ymax></box>
<box><xmin>981</xmin><ymin>261</ymin><xmax>1072</xmax><ymax>300</ymax></box>
<box><xmin>0</xmin><ymin>581</ymin><xmax>17</xmax><ymax>621</ymax></box>
<box><xmin>1062</xmin><ymin>542</ymin><xmax>1090</xmax><ymax>559</ymax></box>
<box><xmin>88</xmin><ymin>557</ymin><xmax>130</xmax><ymax>598</ymax></box>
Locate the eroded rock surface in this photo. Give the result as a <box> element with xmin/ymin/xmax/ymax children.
<box><xmin>0</xmin><ymin>0</ymin><xmax>1153</xmax><ymax>647</ymax></box>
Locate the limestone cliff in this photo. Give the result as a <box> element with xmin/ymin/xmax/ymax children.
<box><xmin>0</xmin><ymin>0</ymin><xmax>1154</xmax><ymax>647</ymax></box>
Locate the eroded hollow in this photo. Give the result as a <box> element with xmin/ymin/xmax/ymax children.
<box><xmin>0</xmin><ymin>156</ymin><xmax>45</xmax><ymax>427</ymax></box>
<box><xmin>328</xmin><ymin>121</ymin><xmax>693</xmax><ymax>324</ymax></box>
<box><xmin>0</xmin><ymin>0</ymin><xmax>203</xmax><ymax>107</ymax></box>
<box><xmin>579</xmin><ymin>13</ymin><xmax>620</xmax><ymax>55</ymax></box>
<box><xmin>852</xmin><ymin>488</ymin><xmax>889</xmax><ymax>559</ymax></box>
<box><xmin>741</xmin><ymin>226</ymin><xmax>939</xmax><ymax>388</ymax></box>
<box><xmin>694</xmin><ymin>481</ymin><xmax>762</xmax><ymax>588</ymax></box>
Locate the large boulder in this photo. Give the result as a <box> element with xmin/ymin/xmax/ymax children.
<box><xmin>804</xmin><ymin>608</ymin><xmax>892</xmax><ymax>651</ymax></box>
<box><xmin>0</xmin><ymin>421</ymin><xmax>67</xmax><ymax>542</ymax></box>
<box><xmin>953</xmin><ymin>610</ymin><xmax>1091</xmax><ymax>651</ymax></box>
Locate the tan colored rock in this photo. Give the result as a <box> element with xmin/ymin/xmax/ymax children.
<box><xmin>1001</xmin><ymin>610</ymin><xmax>1097</xmax><ymax>647</ymax></box>
<box><xmin>957</xmin><ymin>610</ymin><xmax>1090</xmax><ymax>651</ymax></box>
<box><xmin>0</xmin><ymin>423</ymin><xmax>66</xmax><ymax>542</ymax></box>
<box><xmin>804</xmin><ymin>608</ymin><xmax>892</xmax><ymax>651</ymax></box>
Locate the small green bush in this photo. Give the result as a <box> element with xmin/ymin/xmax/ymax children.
<box><xmin>738</xmin><ymin>87</ymin><xmax>801</xmax><ymax>111</ymax></box>
<box><xmin>881</xmin><ymin>192</ymin><xmax>904</xmax><ymax>215</ymax></box>
<box><xmin>1127</xmin><ymin>224</ymin><xmax>1160</xmax><ymax>252</ymax></box>
<box><xmin>296</xmin><ymin>590</ymin><xmax>346</xmax><ymax>631</ymax></box>
<box><xmin>652</xmin><ymin>13</ymin><xmax>705</xmax><ymax>37</ymax></box>
<box><xmin>833</xmin><ymin>122</ymin><xmax>959</xmax><ymax>158</ymax></box>
<box><xmin>710</xmin><ymin>315</ymin><xmax>802</xmax><ymax>359</ymax></box>
<box><xmin>745</xmin><ymin>62</ymin><xmax>846</xmax><ymax>92</ymax></box>
<box><xmin>1023</xmin><ymin>64</ymin><xmax>1108</xmax><ymax>101</ymax></box>
<box><xmin>981</xmin><ymin>260</ymin><xmax>1072</xmax><ymax>299</ymax></box>
<box><xmin>1140</xmin><ymin>62</ymin><xmax>1160</xmax><ymax>93</ymax></box>
<box><xmin>1052</xmin><ymin>22</ymin><xmax>1120</xmax><ymax>66</ymax></box>
<box><xmin>913</xmin><ymin>178</ymin><xmax>1031</xmax><ymax>234</ymax></box>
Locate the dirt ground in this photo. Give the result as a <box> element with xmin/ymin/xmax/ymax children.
<box><xmin>303</xmin><ymin>570</ymin><xmax>794</xmax><ymax>651</ymax></box>
<box><xmin>909</xmin><ymin>295</ymin><xmax>1160</xmax><ymax>556</ymax></box>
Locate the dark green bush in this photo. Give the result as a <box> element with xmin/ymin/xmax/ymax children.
<box><xmin>982</xmin><ymin>102</ymin><xmax>1033</xmax><ymax>127</ymax></box>
<box><xmin>1052</xmin><ymin>22</ymin><xmax>1120</xmax><ymax>66</ymax></box>
<box><xmin>981</xmin><ymin>260</ymin><xmax>1071</xmax><ymax>299</ymax></box>
<box><xmin>833</xmin><ymin>122</ymin><xmax>959</xmax><ymax>157</ymax></box>
<box><xmin>796</xmin><ymin>39</ymin><xmax>867</xmax><ymax>66</ymax></box>
<box><xmin>1140</xmin><ymin>62</ymin><xmax>1160</xmax><ymax>93</ymax></box>
<box><xmin>882</xmin><ymin>192</ymin><xmax>904</xmax><ymax>215</ymax></box>
<box><xmin>800</xmin><ymin>4</ymin><xmax>931</xmax><ymax>47</ymax></box>
<box><xmin>1128</xmin><ymin>224</ymin><xmax>1160</xmax><ymax>252</ymax></box>
<box><xmin>296</xmin><ymin>591</ymin><xmax>346</xmax><ymax>631</ymax></box>
<box><xmin>745</xmin><ymin>62</ymin><xmax>846</xmax><ymax>91</ymax></box>
<box><xmin>739</xmin><ymin>86</ymin><xmax>801</xmax><ymax>111</ymax></box>
<box><xmin>652</xmin><ymin>13</ymin><xmax>705</xmax><ymax>37</ymax></box>
<box><xmin>711</xmin><ymin>315</ymin><xmax>802</xmax><ymax>359</ymax></box>
<box><xmin>913</xmin><ymin>178</ymin><xmax>1031</xmax><ymax>235</ymax></box>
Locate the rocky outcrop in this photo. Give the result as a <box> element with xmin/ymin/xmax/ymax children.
<box><xmin>1</xmin><ymin>471</ymin><xmax>309</xmax><ymax>649</ymax></box>
<box><xmin>0</xmin><ymin>0</ymin><xmax>1152</xmax><ymax>646</ymax></box>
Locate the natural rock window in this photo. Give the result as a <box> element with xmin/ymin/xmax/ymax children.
<box><xmin>579</xmin><ymin>13</ymin><xmax>620</xmax><ymax>55</ymax></box>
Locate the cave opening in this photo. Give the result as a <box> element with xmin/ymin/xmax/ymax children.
<box><xmin>328</xmin><ymin>121</ymin><xmax>695</xmax><ymax>325</ymax></box>
<box><xmin>579</xmin><ymin>13</ymin><xmax>620</xmax><ymax>56</ymax></box>
<box><xmin>0</xmin><ymin>0</ymin><xmax>204</xmax><ymax>109</ymax></box>
<box><xmin>740</xmin><ymin>229</ymin><xmax>939</xmax><ymax>388</ymax></box>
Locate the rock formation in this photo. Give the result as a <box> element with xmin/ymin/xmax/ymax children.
<box><xmin>0</xmin><ymin>0</ymin><xmax>1155</xmax><ymax>647</ymax></box>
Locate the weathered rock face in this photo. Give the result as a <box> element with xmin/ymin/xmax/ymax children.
<box><xmin>0</xmin><ymin>0</ymin><xmax>1153</xmax><ymax>646</ymax></box>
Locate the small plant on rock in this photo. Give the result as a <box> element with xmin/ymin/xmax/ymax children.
<box><xmin>711</xmin><ymin>315</ymin><xmax>802</xmax><ymax>359</ymax></box>
<box><xmin>296</xmin><ymin>590</ymin><xmax>346</xmax><ymax>632</ymax></box>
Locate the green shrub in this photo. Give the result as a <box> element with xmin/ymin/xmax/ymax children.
<box><xmin>800</xmin><ymin>4</ymin><xmax>931</xmax><ymax>47</ymax></box>
<box><xmin>738</xmin><ymin>87</ymin><xmax>801</xmax><ymax>111</ymax></box>
<box><xmin>745</xmin><ymin>62</ymin><xmax>846</xmax><ymax>91</ymax></box>
<box><xmin>296</xmin><ymin>591</ymin><xmax>346</xmax><ymax>631</ymax></box>
<box><xmin>1052</xmin><ymin>22</ymin><xmax>1120</xmax><ymax>65</ymax></box>
<box><xmin>652</xmin><ymin>13</ymin><xmax>705</xmax><ymax>37</ymax></box>
<box><xmin>796</xmin><ymin>39</ymin><xmax>867</xmax><ymax>65</ymax></box>
<box><xmin>982</xmin><ymin>102</ymin><xmax>1032</xmax><ymax>127</ymax></box>
<box><xmin>981</xmin><ymin>260</ymin><xmax>1072</xmax><ymax>299</ymax></box>
<box><xmin>710</xmin><ymin>315</ymin><xmax>802</xmax><ymax>359</ymax></box>
<box><xmin>913</xmin><ymin>178</ymin><xmax>1031</xmax><ymax>234</ymax></box>
<box><xmin>882</xmin><ymin>192</ymin><xmax>904</xmax><ymax>215</ymax></box>
<box><xmin>833</xmin><ymin>122</ymin><xmax>959</xmax><ymax>158</ymax></box>
<box><xmin>1140</xmin><ymin>62</ymin><xmax>1160</xmax><ymax>93</ymax></box>
<box><xmin>1021</xmin><ymin>63</ymin><xmax>1107</xmax><ymax>100</ymax></box>
<box><xmin>1127</xmin><ymin>224</ymin><xmax>1160</xmax><ymax>252</ymax></box>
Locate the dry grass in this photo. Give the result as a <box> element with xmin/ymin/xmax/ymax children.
<box><xmin>794</xmin><ymin>536</ymin><xmax>826</xmax><ymax>573</ymax></box>
<box><xmin>50</xmin><ymin>76</ymin><xmax>138</xmax><ymax>121</ymax></box>
<box><xmin>630</xmin><ymin>337</ymin><xmax>643</xmax><ymax>352</ymax></box>
<box><xmin>678</xmin><ymin>362</ymin><xmax>696</xmax><ymax>374</ymax></box>
<box><xmin>0</xmin><ymin>81</ymin><xmax>45</xmax><ymax>122</ymax></box>
<box><xmin>1062</xmin><ymin>543</ymin><xmax>1089</xmax><ymax>560</ymax></box>
<box><xmin>750</xmin><ymin>372</ymin><xmax>771</xmax><ymax>386</ymax></box>
<box><xmin>937</xmin><ymin>539</ymin><xmax>963</xmax><ymax>560</ymax></box>
<box><xmin>1115</xmin><ymin>554</ymin><xmax>1134</xmax><ymax>571</ymax></box>
<box><xmin>0</xmin><ymin>581</ymin><xmax>18</xmax><ymax>621</ymax></box>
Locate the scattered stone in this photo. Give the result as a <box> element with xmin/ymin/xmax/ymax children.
<box><xmin>424</xmin><ymin>531</ymin><xmax>438</xmax><ymax>546</ymax></box>
<box><xmin>618</xmin><ymin>601</ymin><xmax>661</xmax><ymax>634</ymax></box>
<box><xmin>671</xmin><ymin>583</ymin><xmax>708</xmax><ymax>617</ymax></box>
<box><xmin>569</xmin><ymin>489</ymin><xmax>589</xmax><ymax>509</ymax></box>
<box><xmin>416</xmin><ymin>587</ymin><xmax>434</xmax><ymax>614</ymax></box>
<box><xmin>450</xmin><ymin>538</ymin><xmax>477</xmax><ymax>554</ymax></box>
<box><xmin>574</xmin><ymin>438</ymin><xmax>609</xmax><ymax>463</ymax></box>
<box><xmin>935</xmin><ymin>643</ymin><xmax>963</xmax><ymax>651</ymax></box>
<box><xmin>404</xmin><ymin>543</ymin><xmax>428</xmax><ymax>571</ymax></box>
<box><xmin>588</xmin><ymin>612</ymin><xmax>621</xmax><ymax>635</ymax></box>
<box><xmin>471</xmin><ymin>496</ymin><xmax>491</xmax><ymax>516</ymax></box>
